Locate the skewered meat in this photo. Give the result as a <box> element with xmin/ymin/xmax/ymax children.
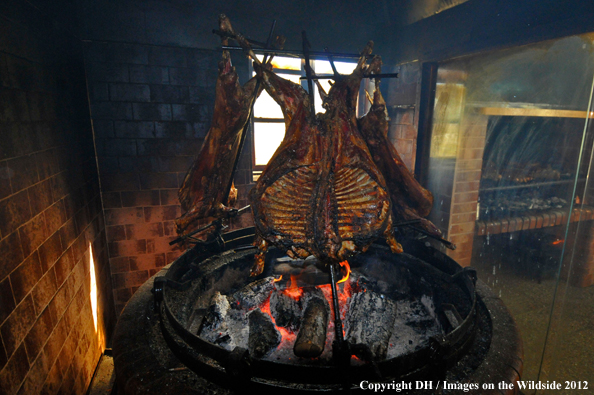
<box><xmin>358</xmin><ymin>79</ymin><xmax>442</xmax><ymax>238</ymax></box>
<box><xmin>248</xmin><ymin>42</ymin><xmax>402</xmax><ymax>276</ymax></box>
<box><xmin>175</xmin><ymin>15</ymin><xmax>266</xmax><ymax>242</ymax></box>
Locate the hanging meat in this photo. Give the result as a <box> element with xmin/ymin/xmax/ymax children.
<box><xmin>175</xmin><ymin>15</ymin><xmax>269</xmax><ymax>242</ymax></box>
<box><xmin>248</xmin><ymin>42</ymin><xmax>403</xmax><ymax>276</ymax></box>
<box><xmin>358</xmin><ymin>78</ymin><xmax>443</xmax><ymax>239</ymax></box>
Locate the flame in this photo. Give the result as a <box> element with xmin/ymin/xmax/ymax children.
<box><xmin>552</xmin><ymin>239</ymin><xmax>565</xmax><ymax>245</ymax></box>
<box><xmin>282</xmin><ymin>275</ymin><xmax>303</xmax><ymax>300</ymax></box>
<box><xmin>337</xmin><ymin>261</ymin><xmax>351</xmax><ymax>284</ymax></box>
<box><xmin>273</xmin><ymin>275</ymin><xmax>283</xmax><ymax>282</ymax></box>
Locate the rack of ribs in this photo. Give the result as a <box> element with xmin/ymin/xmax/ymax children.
<box><xmin>248</xmin><ymin>42</ymin><xmax>403</xmax><ymax>276</ymax></box>
<box><xmin>175</xmin><ymin>15</ymin><xmax>268</xmax><ymax>243</ymax></box>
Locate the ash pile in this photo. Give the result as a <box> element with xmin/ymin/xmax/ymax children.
<box><xmin>195</xmin><ymin>256</ymin><xmax>443</xmax><ymax>365</ymax></box>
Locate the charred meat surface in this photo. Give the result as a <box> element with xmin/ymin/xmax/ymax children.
<box><xmin>248</xmin><ymin>42</ymin><xmax>402</xmax><ymax>276</ymax></box>
<box><xmin>175</xmin><ymin>15</ymin><xmax>265</xmax><ymax>242</ymax></box>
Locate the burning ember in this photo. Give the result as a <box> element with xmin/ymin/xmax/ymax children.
<box><xmin>197</xmin><ymin>254</ymin><xmax>442</xmax><ymax>364</ymax></box>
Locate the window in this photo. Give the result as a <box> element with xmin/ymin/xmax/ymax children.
<box><xmin>251</xmin><ymin>56</ymin><xmax>357</xmax><ymax>180</ymax></box>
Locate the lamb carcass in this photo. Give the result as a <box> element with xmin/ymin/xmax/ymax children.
<box><xmin>175</xmin><ymin>15</ymin><xmax>268</xmax><ymax>242</ymax></box>
<box><xmin>248</xmin><ymin>42</ymin><xmax>402</xmax><ymax>276</ymax></box>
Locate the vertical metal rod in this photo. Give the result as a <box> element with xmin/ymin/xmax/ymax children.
<box><xmin>324</xmin><ymin>47</ymin><xmax>340</xmax><ymax>78</ymax></box>
<box><xmin>301</xmin><ymin>30</ymin><xmax>316</xmax><ymax>118</ymax></box>
<box><xmin>224</xmin><ymin>20</ymin><xmax>276</xmax><ymax>203</ymax></box>
<box><xmin>329</xmin><ymin>262</ymin><xmax>345</xmax><ymax>345</ymax></box>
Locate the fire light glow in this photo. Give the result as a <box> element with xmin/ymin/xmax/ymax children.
<box><xmin>89</xmin><ymin>242</ymin><xmax>98</xmax><ymax>331</ymax></box>
<box><xmin>337</xmin><ymin>260</ymin><xmax>351</xmax><ymax>284</ymax></box>
<box><xmin>282</xmin><ymin>275</ymin><xmax>304</xmax><ymax>300</ymax></box>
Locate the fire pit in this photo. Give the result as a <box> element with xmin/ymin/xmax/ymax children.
<box><xmin>113</xmin><ymin>228</ymin><xmax>523</xmax><ymax>394</ymax></box>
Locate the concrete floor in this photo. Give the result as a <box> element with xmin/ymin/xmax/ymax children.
<box><xmin>473</xmin><ymin>247</ymin><xmax>594</xmax><ymax>395</ymax></box>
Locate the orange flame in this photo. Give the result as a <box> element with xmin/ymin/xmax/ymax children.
<box><xmin>282</xmin><ymin>275</ymin><xmax>303</xmax><ymax>300</ymax></box>
<box><xmin>552</xmin><ymin>239</ymin><xmax>565</xmax><ymax>245</ymax></box>
<box><xmin>260</xmin><ymin>296</ymin><xmax>295</xmax><ymax>344</ymax></box>
<box><xmin>273</xmin><ymin>275</ymin><xmax>283</xmax><ymax>282</ymax></box>
<box><xmin>337</xmin><ymin>261</ymin><xmax>351</xmax><ymax>284</ymax></box>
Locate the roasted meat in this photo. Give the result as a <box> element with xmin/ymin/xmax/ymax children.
<box><xmin>358</xmin><ymin>78</ymin><xmax>442</xmax><ymax>238</ymax></box>
<box><xmin>249</xmin><ymin>42</ymin><xmax>402</xmax><ymax>276</ymax></box>
<box><xmin>175</xmin><ymin>15</ymin><xmax>265</xmax><ymax>241</ymax></box>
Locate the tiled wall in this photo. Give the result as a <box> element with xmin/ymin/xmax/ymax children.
<box><xmin>84</xmin><ymin>41</ymin><xmax>255</xmax><ymax>313</ymax></box>
<box><xmin>0</xmin><ymin>2</ymin><xmax>115</xmax><ymax>394</ymax></box>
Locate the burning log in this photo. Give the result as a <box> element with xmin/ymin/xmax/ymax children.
<box><xmin>248</xmin><ymin>309</ymin><xmax>281</xmax><ymax>358</ymax></box>
<box><xmin>294</xmin><ymin>288</ymin><xmax>329</xmax><ymax>358</ymax></box>
<box><xmin>228</xmin><ymin>276</ymin><xmax>276</xmax><ymax>310</ymax></box>
<box><xmin>270</xmin><ymin>291</ymin><xmax>302</xmax><ymax>331</ymax></box>
<box><xmin>345</xmin><ymin>289</ymin><xmax>397</xmax><ymax>361</ymax></box>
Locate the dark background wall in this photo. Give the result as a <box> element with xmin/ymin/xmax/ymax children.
<box><xmin>0</xmin><ymin>1</ymin><xmax>115</xmax><ymax>394</ymax></box>
<box><xmin>4</xmin><ymin>1</ymin><xmax>594</xmax><ymax>394</ymax></box>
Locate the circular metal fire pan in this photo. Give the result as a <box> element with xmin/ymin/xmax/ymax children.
<box><xmin>154</xmin><ymin>228</ymin><xmax>479</xmax><ymax>390</ymax></box>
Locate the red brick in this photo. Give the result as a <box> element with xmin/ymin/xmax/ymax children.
<box><xmin>1</xmin><ymin>295</ymin><xmax>36</xmax><ymax>358</ymax></box>
<box><xmin>449</xmin><ymin>222</ymin><xmax>475</xmax><ymax>235</ymax></box>
<box><xmin>0</xmin><ymin>343</ymin><xmax>30</xmax><ymax>395</ymax></box>
<box><xmin>166</xmin><ymin>250</ymin><xmax>182</xmax><ymax>264</ymax></box>
<box><xmin>395</xmin><ymin>139</ymin><xmax>413</xmax><ymax>155</ymax></box>
<box><xmin>451</xmin><ymin>202</ymin><xmax>478</xmax><ymax>214</ymax></box>
<box><xmin>144</xmin><ymin>205</ymin><xmax>180</xmax><ymax>222</ymax></box>
<box><xmin>101</xmin><ymin>191</ymin><xmax>122</xmax><ymax>208</ymax></box>
<box><xmin>43</xmin><ymin>200</ymin><xmax>66</xmax><ymax>237</ymax></box>
<box><xmin>0</xmin><ymin>277</ymin><xmax>16</xmax><ymax>325</ymax></box>
<box><xmin>121</xmin><ymin>190</ymin><xmax>160</xmax><ymax>207</ymax></box>
<box><xmin>19</xmin><ymin>213</ymin><xmax>48</xmax><ymax>258</ymax></box>
<box><xmin>23</xmin><ymin>307</ymin><xmax>54</xmax><ymax>365</ymax></box>
<box><xmin>109</xmin><ymin>257</ymin><xmax>130</xmax><ymax>273</ymax></box>
<box><xmin>101</xmin><ymin>172</ymin><xmax>140</xmax><ymax>192</ymax></box>
<box><xmin>114</xmin><ymin>288</ymin><xmax>132</xmax><ymax>303</ymax></box>
<box><xmin>39</xmin><ymin>353</ymin><xmax>63</xmax><ymax>395</ymax></box>
<box><xmin>451</xmin><ymin>212</ymin><xmax>477</xmax><ymax>224</ymax></box>
<box><xmin>452</xmin><ymin>191</ymin><xmax>479</xmax><ymax>204</ymax></box>
<box><xmin>104</xmin><ymin>207</ymin><xmax>144</xmax><ymax>225</ymax></box>
<box><xmin>28</xmin><ymin>179</ymin><xmax>53</xmax><ymax>216</ymax></box>
<box><xmin>108</xmin><ymin>239</ymin><xmax>147</xmax><ymax>257</ymax></box>
<box><xmin>456</xmin><ymin>159</ymin><xmax>483</xmax><ymax>171</ymax></box>
<box><xmin>0</xmin><ymin>232</ymin><xmax>24</xmax><ymax>280</ymax></box>
<box><xmin>125</xmin><ymin>222</ymin><xmax>163</xmax><ymax>240</ymax></box>
<box><xmin>0</xmin><ymin>161</ymin><xmax>11</xmax><ymax>200</ymax></box>
<box><xmin>17</xmin><ymin>349</ymin><xmax>49</xmax><ymax>395</ymax></box>
<box><xmin>31</xmin><ymin>269</ymin><xmax>58</xmax><ymax>316</ymax></box>
<box><xmin>10</xmin><ymin>252</ymin><xmax>43</xmax><ymax>305</ymax></box>
<box><xmin>454</xmin><ymin>181</ymin><xmax>480</xmax><ymax>193</ymax></box>
<box><xmin>106</xmin><ymin>225</ymin><xmax>126</xmax><ymax>242</ymax></box>
<box><xmin>113</xmin><ymin>270</ymin><xmax>149</xmax><ymax>289</ymax></box>
<box><xmin>0</xmin><ymin>190</ymin><xmax>32</xmax><ymax>237</ymax></box>
<box><xmin>129</xmin><ymin>253</ymin><xmax>166</xmax><ymax>271</ymax></box>
<box><xmin>455</xmin><ymin>170</ymin><xmax>481</xmax><ymax>182</ymax></box>
<box><xmin>39</xmin><ymin>232</ymin><xmax>64</xmax><ymax>272</ymax></box>
<box><xmin>7</xmin><ymin>155</ymin><xmax>39</xmax><ymax>193</ymax></box>
<box><xmin>53</xmin><ymin>249</ymin><xmax>76</xmax><ymax>288</ymax></box>
<box><xmin>163</xmin><ymin>220</ymin><xmax>176</xmax><ymax>236</ymax></box>
<box><xmin>160</xmin><ymin>189</ymin><xmax>179</xmax><ymax>205</ymax></box>
<box><xmin>59</xmin><ymin>218</ymin><xmax>77</xmax><ymax>250</ymax></box>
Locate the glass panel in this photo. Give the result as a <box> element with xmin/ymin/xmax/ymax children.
<box><xmin>254</xmin><ymin>122</ymin><xmax>285</xmax><ymax>165</ymax></box>
<box><xmin>426</xmin><ymin>34</ymin><xmax>594</xmax><ymax>384</ymax></box>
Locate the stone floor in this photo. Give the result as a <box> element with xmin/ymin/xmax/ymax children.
<box><xmin>473</xmin><ymin>243</ymin><xmax>594</xmax><ymax>395</ymax></box>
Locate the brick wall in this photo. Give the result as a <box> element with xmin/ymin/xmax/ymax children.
<box><xmin>83</xmin><ymin>41</ymin><xmax>256</xmax><ymax>313</ymax></box>
<box><xmin>0</xmin><ymin>2</ymin><xmax>115</xmax><ymax>394</ymax></box>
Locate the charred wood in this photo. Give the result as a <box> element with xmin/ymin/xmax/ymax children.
<box><xmin>270</xmin><ymin>291</ymin><xmax>302</xmax><ymax>331</ymax></box>
<box><xmin>293</xmin><ymin>288</ymin><xmax>329</xmax><ymax>358</ymax></box>
<box><xmin>228</xmin><ymin>276</ymin><xmax>276</xmax><ymax>310</ymax></box>
<box><xmin>345</xmin><ymin>290</ymin><xmax>397</xmax><ymax>361</ymax></box>
<box><xmin>248</xmin><ymin>309</ymin><xmax>281</xmax><ymax>358</ymax></box>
